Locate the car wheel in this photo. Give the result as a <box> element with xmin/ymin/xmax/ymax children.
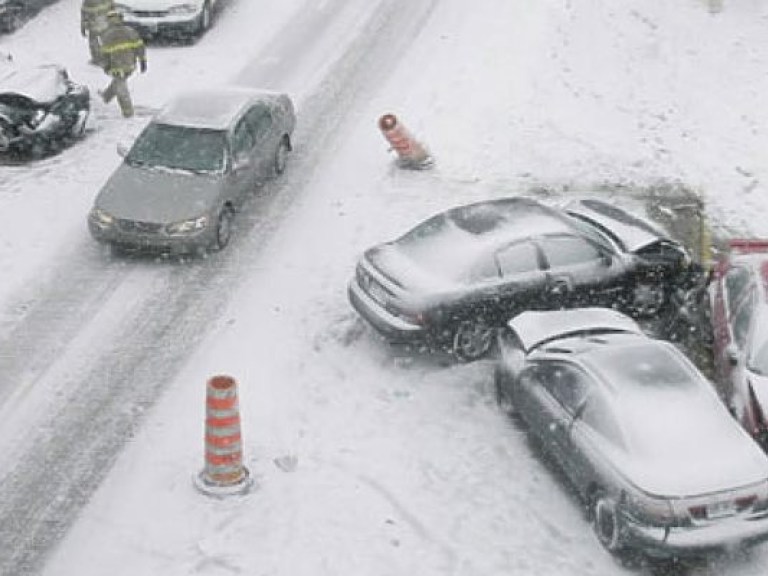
<box><xmin>274</xmin><ymin>137</ymin><xmax>290</xmax><ymax>176</ymax></box>
<box><xmin>213</xmin><ymin>206</ymin><xmax>234</xmax><ymax>251</ymax></box>
<box><xmin>592</xmin><ymin>494</ymin><xmax>625</xmax><ymax>554</ymax></box>
<box><xmin>452</xmin><ymin>319</ymin><xmax>494</xmax><ymax>362</ymax></box>
<box><xmin>630</xmin><ymin>281</ymin><xmax>665</xmax><ymax>317</ymax></box>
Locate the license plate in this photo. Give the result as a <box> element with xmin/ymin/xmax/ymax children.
<box><xmin>707</xmin><ymin>500</ymin><xmax>735</xmax><ymax>519</ymax></box>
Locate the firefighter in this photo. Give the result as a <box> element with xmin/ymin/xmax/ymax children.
<box><xmin>98</xmin><ymin>10</ymin><xmax>146</xmax><ymax>118</ymax></box>
<box><xmin>80</xmin><ymin>0</ymin><xmax>114</xmax><ymax>66</ymax></box>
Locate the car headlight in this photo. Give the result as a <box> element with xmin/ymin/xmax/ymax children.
<box><xmin>168</xmin><ymin>3</ymin><xmax>198</xmax><ymax>14</ymax></box>
<box><xmin>90</xmin><ymin>207</ymin><xmax>115</xmax><ymax>228</ymax></box>
<box><xmin>166</xmin><ymin>215</ymin><xmax>208</xmax><ymax>235</ymax></box>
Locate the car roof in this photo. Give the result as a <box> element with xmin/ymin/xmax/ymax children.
<box><xmin>507</xmin><ymin>308</ymin><xmax>643</xmax><ymax>353</ymax></box>
<box><xmin>154</xmin><ymin>87</ymin><xmax>282</xmax><ymax>130</ymax></box>
<box><xmin>432</xmin><ymin>197</ymin><xmax>583</xmax><ymax>246</ymax></box>
<box><xmin>563</xmin><ymin>197</ymin><xmax>670</xmax><ymax>253</ymax></box>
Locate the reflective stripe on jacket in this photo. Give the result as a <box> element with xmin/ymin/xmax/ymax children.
<box><xmin>100</xmin><ymin>24</ymin><xmax>146</xmax><ymax>77</ymax></box>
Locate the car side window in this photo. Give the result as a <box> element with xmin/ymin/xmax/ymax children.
<box><xmin>725</xmin><ymin>267</ymin><xmax>751</xmax><ymax>315</ymax></box>
<box><xmin>581</xmin><ymin>393</ymin><xmax>624</xmax><ymax>447</ymax></box>
<box><xmin>540</xmin><ymin>235</ymin><xmax>602</xmax><ymax>269</ymax></box>
<box><xmin>540</xmin><ymin>362</ymin><xmax>590</xmax><ymax>414</ymax></box>
<box><xmin>495</xmin><ymin>241</ymin><xmax>540</xmax><ymax>277</ymax></box>
<box><xmin>244</xmin><ymin>106</ymin><xmax>273</xmax><ymax>143</ymax></box>
<box><xmin>231</xmin><ymin>118</ymin><xmax>255</xmax><ymax>159</ymax></box>
<box><xmin>731</xmin><ymin>289</ymin><xmax>756</xmax><ymax>349</ymax></box>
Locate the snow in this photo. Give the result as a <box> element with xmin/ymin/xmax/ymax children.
<box><xmin>2</xmin><ymin>0</ymin><xmax>768</xmax><ymax>575</ymax></box>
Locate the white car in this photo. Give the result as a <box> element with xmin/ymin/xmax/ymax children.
<box><xmin>115</xmin><ymin>0</ymin><xmax>219</xmax><ymax>40</ymax></box>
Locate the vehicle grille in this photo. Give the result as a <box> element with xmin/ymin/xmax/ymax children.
<box><xmin>116</xmin><ymin>219</ymin><xmax>163</xmax><ymax>234</ymax></box>
<box><xmin>133</xmin><ymin>11</ymin><xmax>169</xmax><ymax>18</ymax></box>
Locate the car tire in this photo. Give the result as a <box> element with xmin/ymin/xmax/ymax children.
<box><xmin>213</xmin><ymin>206</ymin><xmax>234</xmax><ymax>251</ymax></box>
<box><xmin>592</xmin><ymin>494</ymin><xmax>626</xmax><ymax>554</ymax></box>
<box><xmin>274</xmin><ymin>137</ymin><xmax>290</xmax><ymax>176</ymax></box>
<box><xmin>452</xmin><ymin>319</ymin><xmax>494</xmax><ymax>362</ymax></box>
<box><xmin>629</xmin><ymin>280</ymin><xmax>665</xmax><ymax>317</ymax></box>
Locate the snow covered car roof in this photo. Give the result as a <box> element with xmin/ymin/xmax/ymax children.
<box><xmin>155</xmin><ymin>87</ymin><xmax>293</xmax><ymax>131</ymax></box>
<box><xmin>0</xmin><ymin>63</ymin><xmax>70</xmax><ymax>104</ymax></box>
<box><xmin>507</xmin><ymin>307</ymin><xmax>643</xmax><ymax>353</ymax></box>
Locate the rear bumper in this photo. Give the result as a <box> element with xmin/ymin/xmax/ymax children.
<box><xmin>347</xmin><ymin>279</ymin><xmax>425</xmax><ymax>343</ymax></box>
<box><xmin>622</xmin><ymin>510</ymin><xmax>768</xmax><ymax>557</ymax></box>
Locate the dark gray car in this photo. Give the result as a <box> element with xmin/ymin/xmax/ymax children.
<box><xmin>348</xmin><ymin>197</ymin><xmax>693</xmax><ymax>361</ymax></box>
<box><xmin>495</xmin><ymin>308</ymin><xmax>768</xmax><ymax>559</ymax></box>
<box><xmin>88</xmin><ymin>87</ymin><xmax>295</xmax><ymax>254</ymax></box>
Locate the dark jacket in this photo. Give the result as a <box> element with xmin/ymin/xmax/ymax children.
<box><xmin>100</xmin><ymin>23</ymin><xmax>146</xmax><ymax>77</ymax></box>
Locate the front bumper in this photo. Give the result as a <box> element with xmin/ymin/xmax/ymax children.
<box><xmin>347</xmin><ymin>279</ymin><xmax>425</xmax><ymax>344</ymax></box>
<box><xmin>123</xmin><ymin>9</ymin><xmax>202</xmax><ymax>36</ymax></box>
<box><xmin>88</xmin><ymin>213</ymin><xmax>215</xmax><ymax>254</ymax></box>
<box><xmin>622</xmin><ymin>509</ymin><xmax>768</xmax><ymax>558</ymax></box>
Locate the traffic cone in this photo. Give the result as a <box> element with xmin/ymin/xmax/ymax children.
<box><xmin>378</xmin><ymin>113</ymin><xmax>433</xmax><ymax>169</ymax></box>
<box><xmin>194</xmin><ymin>375</ymin><xmax>253</xmax><ymax>497</ymax></box>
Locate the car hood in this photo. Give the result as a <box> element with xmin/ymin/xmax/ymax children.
<box><xmin>564</xmin><ymin>198</ymin><xmax>670</xmax><ymax>254</ymax></box>
<box><xmin>95</xmin><ymin>163</ymin><xmax>225</xmax><ymax>223</ymax></box>
<box><xmin>608</xmin><ymin>390</ymin><xmax>768</xmax><ymax>497</ymax></box>
<box><xmin>120</xmin><ymin>0</ymin><xmax>203</xmax><ymax>10</ymax></box>
<box><xmin>0</xmin><ymin>65</ymin><xmax>68</xmax><ymax>105</ymax></box>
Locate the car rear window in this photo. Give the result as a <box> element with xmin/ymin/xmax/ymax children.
<box><xmin>592</xmin><ymin>344</ymin><xmax>697</xmax><ymax>391</ymax></box>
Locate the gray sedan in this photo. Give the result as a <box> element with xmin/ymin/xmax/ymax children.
<box><xmin>88</xmin><ymin>87</ymin><xmax>295</xmax><ymax>254</ymax></box>
<box><xmin>495</xmin><ymin>307</ymin><xmax>768</xmax><ymax>559</ymax></box>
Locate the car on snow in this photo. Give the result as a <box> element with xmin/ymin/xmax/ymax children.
<box><xmin>494</xmin><ymin>307</ymin><xmax>768</xmax><ymax>559</ymax></box>
<box><xmin>711</xmin><ymin>239</ymin><xmax>768</xmax><ymax>451</ymax></box>
<box><xmin>87</xmin><ymin>87</ymin><xmax>295</xmax><ymax>254</ymax></box>
<box><xmin>0</xmin><ymin>0</ymin><xmax>58</xmax><ymax>33</ymax></box>
<box><xmin>0</xmin><ymin>61</ymin><xmax>90</xmax><ymax>157</ymax></box>
<box><xmin>348</xmin><ymin>196</ymin><xmax>693</xmax><ymax>361</ymax></box>
<box><xmin>115</xmin><ymin>0</ymin><xmax>220</xmax><ymax>40</ymax></box>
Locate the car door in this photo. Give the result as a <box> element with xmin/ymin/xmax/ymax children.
<box><xmin>538</xmin><ymin>234</ymin><xmax>617</xmax><ymax>309</ymax></box>
<box><xmin>518</xmin><ymin>360</ymin><xmax>590</xmax><ymax>473</ymax></box>
<box><xmin>713</xmin><ymin>266</ymin><xmax>753</xmax><ymax>396</ymax></box>
<box><xmin>725</xmin><ymin>287</ymin><xmax>758</xmax><ymax>414</ymax></box>
<box><xmin>492</xmin><ymin>240</ymin><xmax>547</xmax><ymax>314</ymax></box>
<box><xmin>227</xmin><ymin>116</ymin><xmax>259</xmax><ymax>203</ymax></box>
<box><xmin>243</xmin><ymin>104</ymin><xmax>277</xmax><ymax>178</ymax></box>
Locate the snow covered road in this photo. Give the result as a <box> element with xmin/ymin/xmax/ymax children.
<box><xmin>2</xmin><ymin>1</ymin><xmax>768</xmax><ymax>575</ymax></box>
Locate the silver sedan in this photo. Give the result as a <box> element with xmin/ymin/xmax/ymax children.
<box><xmin>88</xmin><ymin>87</ymin><xmax>295</xmax><ymax>254</ymax></box>
<box><xmin>495</xmin><ymin>307</ymin><xmax>768</xmax><ymax>559</ymax></box>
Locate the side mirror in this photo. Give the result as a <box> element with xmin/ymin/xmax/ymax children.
<box><xmin>116</xmin><ymin>143</ymin><xmax>129</xmax><ymax>157</ymax></box>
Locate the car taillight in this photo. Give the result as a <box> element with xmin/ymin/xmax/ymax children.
<box><xmin>736</xmin><ymin>495</ymin><xmax>757</xmax><ymax>511</ymax></box>
<box><xmin>625</xmin><ymin>493</ymin><xmax>676</xmax><ymax>526</ymax></box>
<box><xmin>688</xmin><ymin>505</ymin><xmax>706</xmax><ymax>520</ymax></box>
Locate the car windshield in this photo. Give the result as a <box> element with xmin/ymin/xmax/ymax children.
<box><xmin>126</xmin><ymin>123</ymin><xmax>227</xmax><ymax>173</ymax></box>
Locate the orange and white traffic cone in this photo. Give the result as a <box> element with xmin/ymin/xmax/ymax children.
<box><xmin>194</xmin><ymin>375</ymin><xmax>253</xmax><ymax>497</ymax></box>
<box><xmin>378</xmin><ymin>113</ymin><xmax>433</xmax><ymax>170</ymax></box>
